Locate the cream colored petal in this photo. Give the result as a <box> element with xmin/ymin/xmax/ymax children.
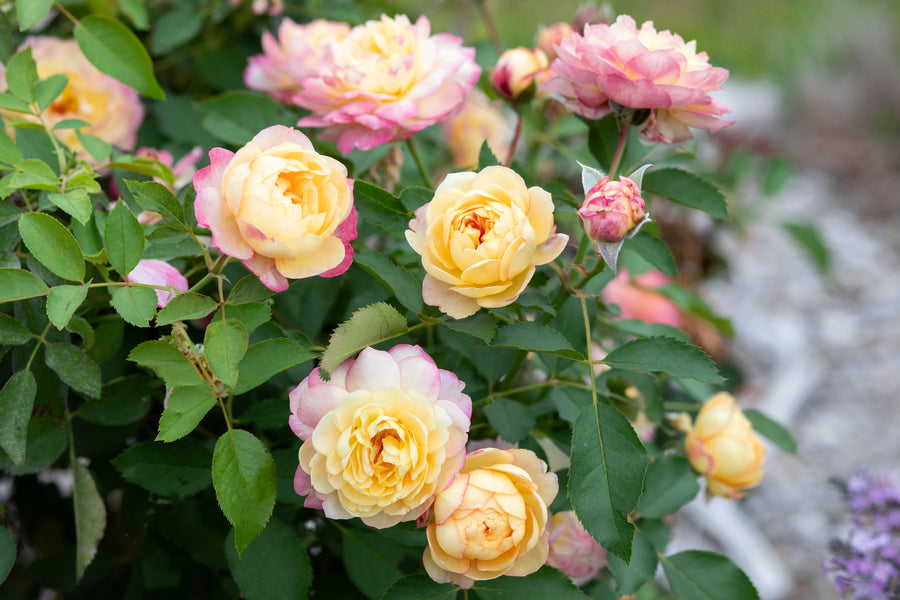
<box><xmin>423</xmin><ymin>274</ymin><xmax>481</xmax><ymax>319</ymax></box>
<box><xmin>275</xmin><ymin>236</ymin><xmax>345</xmax><ymax>279</ymax></box>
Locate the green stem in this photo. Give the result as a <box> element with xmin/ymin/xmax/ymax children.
<box><xmin>580</xmin><ymin>295</ymin><xmax>599</xmax><ymax>409</ymax></box>
<box><xmin>607</xmin><ymin>122</ymin><xmax>631</xmax><ymax>180</ymax></box>
<box><xmin>475</xmin><ymin>0</ymin><xmax>504</xmax><ymax>55</ymax></box>
<box><xmin>505</xmin><ymin>109</ymin><xmax>523</xmax><ymax>166</ymax></box>
<box><xmin>490</xmin><ymin>379</ymin><xmax>591</xmax><ymax>400</ymax></box>
<box><xmin>405</xmin><ymin>138</ymin><xmax>432</xmax><ymax>190</ymax></box>
<box><xmin>25</xmin><ymin>322</ymin><xmax>52</xmax><ymax>372</ymax></box>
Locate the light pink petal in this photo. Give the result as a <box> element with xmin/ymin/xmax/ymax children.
<box><xmin>289</xmin><ymin>382</ymin><xmax>348</xmax><ymax>440</ymax></box>
<box><xmin>241</xmin><ymin>254</ymin><xmax>289</xmax><ymax>292</ymax></box>
<box><xmin>318</xmin><ymin>205</ymin><xmax>357</xmax><ymax>278</ymax></box>
<box><xmin>344</xmin><ymin>347</ymin><xmax>402</xmax><ymax>391</ymax></box>
<box><xmin>396</xmin><ymin>356</ymin><xmax>441</xmax><ymax>401</ymax></box>
<box><xmin>193</xmin><ymin>149</ymin><xmax>254</xmax><ymax>260</ymax></box>
<box><xmin>250</xmin><ymin>124</ymin><xmax>315</xmax><ymax>151</ymax></box>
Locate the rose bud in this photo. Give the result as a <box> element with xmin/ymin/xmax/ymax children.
<box><xmin>489</xmin><ymin>47</ymin><xmax>549</xmax><ymax>102</ymax></box>
<box><xmin>685</xmin><ymin>392</ymin><xmax>766</xmax><ymax>500</ymax></box>
<box><xmin>125</xmin><ymin>259</ymin><xmax>189</xmax><ymax>308</ymax></box>
<box><xmin>578</xmin><ymin>175</ymin><xmax>645</xmax><ymax>243</ymax></box>
<box><xmin>546</xmin><ymin>510</ymin><xmax>607</xmax><ymax>586</ymax></box>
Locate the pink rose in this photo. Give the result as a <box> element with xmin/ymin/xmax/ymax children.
<box><xmin>546</xmin><ymin>511</ymin><xmax>607</xmax><ymax>586</ymax></box>
<box><xmin>125</xmin><ymin>259</ymin><xmax>189</xmax><ymax>308</ymax></box>
<box><xmin>541</xmin><ymin>15</ymin><xmax>732</xmax><ymax>142</ymax></box>
<box><xmin>290</xmin><ymin>345</ymin><xmax>472</xmax><ymax>529</ymax></box>
<box><xmin>535</xmin><ymin>23</ymin><xmax>575</xmax><ymax>62</ymax></box>
<box><xmin>295</xmin><ymin>14</ymin><xmax>481</xmax><ymax>153</ymax></box>
<box><xmin>0</xmin><ymin>37</ymin><xmax>143</xmax><ymax>162</ymax></box>
<box><xmin>578</xmin><ymin>175</ymin><xmax>645</xmax><ymax>242</ymax></box>
<box><xmin>137</xmin><ymin>146</ymin><xmax>203</xmax><ymax>193</ymax></box>
<box><xmin>489</xmin><ymin>47</ymin><xmax>549</xmax><ymax>101</ymax></box>
<box><xmin>192</xmin><ymin>125</ymin><xmax>356</xmax><ymax>292</ymax></box>
<box><xmin>244</xmin><ymin>19</ymin><xmax>350</xmax><ymax>104</ymax></box>
<box><xmin>600</xmin><ymin>268</ymin><xmax>682</xmax><ymax>327</ymax></box>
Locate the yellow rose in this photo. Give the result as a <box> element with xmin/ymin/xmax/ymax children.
<box><xmin>440</xmin><ymin>89</ymin><xmax>513</xmax><ymax>169</ymax></box>
<box><xmin>406</xmin><ymin>166</ymin><xmax>568</xmax><ymax>319</ymax></box>
<box><xmin>193</xmin><ymin>125</ymin><xmax>357</xmax><ymax>291</ymax></box>
<box><xmin>423</xmin><ymin>448</ymin><xmax>558</xmax><ymax>588</ymax></box>
<box><xmin>0</xmin><ymin>37</ymin><xmax>144</xmax><ymax>161</ymax></box>
<box><xmin>685</xmin><ymin>392</ymin><xmax>766</xmax><ymax>499</ymax></box>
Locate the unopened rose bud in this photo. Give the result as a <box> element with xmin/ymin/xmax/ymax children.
<box><xmin>578</xmin><ymin>175</ymin><xmax>645</xmax><ymax>242</ymax></box>
<box><xmin>535</xmin><ymin>22</ymin><xmax>575</xmax><ymax>61</ymax></box>
<box><xmin>490</xmin><ymin>47</ymin><xmax>549</xmax><ymax>101</ymax></box>
<box><xmin>546</xmin><ymin>510</ymin><xmax>607</xmax><ymax>586</ymax></box>
<box><xmin>684</xmin><ymin>393</ymin><xmax>766</xmax><ymax>500</ymax></box>
<box><xmin>126</xmin><ymin>259</ymin><xmax>189</xmax><ymax>308</ymax></box>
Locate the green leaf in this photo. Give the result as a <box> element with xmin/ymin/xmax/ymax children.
<box><xmin>77</xmin><ymin>375</ymin><xmax>152</xmax><ymax>425</ymax></box>
<box><xmin>36</xmin><ymin>73</ymin><xmax>68</xmax><ymax>112</ymax></box>
<box><xmin>606</xmin><ymin>531</ymin><xmax>658</xmax><ymax>596</ymax></box>
<box><xmin>642</xmin><ymin>168</ymin><xmax>729</xmax><ymax>221</ymax></box>
<box><xmin>492</xmin><ymin>322</ymin><xmax>585</xmax><ymax>360</ymax></box>
<box><xmin>198</xmin><ymin>90</ymin><xmax>297</xmax><ymax>146</ymax></box>
<box><xmin>744</xmin><ymin>409</ymin><xmax>797</xmax><ymax>454</ymax></box>
<box><xmin>222</xmin><ymin>301</ymin><xmax>270</xmax><ymax>335</ymax></box>
<box><xmin>602</xmin><ymin>336</ymin><xmax>722</xmax><ymax>383</ymax></box>
<box><xmin>227</xmin><ymin>275</ymin><xmax>275</xmax><ymax>305</ymax></box>
<box><xmin>213</xmin><ymin>429</ymin><xmax>277</xmax><ymax>554</ymax></box>
<box><xmin>381</xmin><ymin>574</ymin><xmax>458</xmax><ymax>600</ymax></box>
<box><xmin>16</xmin><ymin>0</ymin><xmax>54</xmax><ymax>31</ymax></box>
<box><xmin>104</xmin><ymin>201</ymin><xmax>146</xmax><ymax>277</ymax></box>
<box><xmin>0</xmin><ymin>268</ymin><xmax>49</xmax><ymax>303</ymax></box>
<box><xmin>471</xmin><ymin>565</ymin><xmax>590</xmax><ymax>599</ymax></box>
<box><xmin>118</xmin><ymin>0</ymin><xmax>149</xmax><ymax>29</ymax></box>
<box><xmin>661</xmin><ymin>551</ymin><xmax>759</xmax><ymax>600</ymax></box>
<box><xmin>569</xmin><ymin>401</ymin><xmax>648</xmax><ymax>561</ymax></box>
<box><xmin>225</xmin><ymin>518</ymin><xmax>312</xmax><ymax>600</ymax></box>
<box><xmin>0</xmin><ymin>312</ymin><xmax>32</xmax><ymax>344</ymax></box>
<box><xmin>156</xmin><ymin>386</ymin><xmax>216</xmax><ymax>442</ymax></box>
<box><xmin>483</xmin><ymin>397</ymin><xmax>535</xmax><ymax>444</ymax></box>
<box><xmin>44</xmin><ymin>343</ymin><xmax>101</xmax><ymax>399</ymax></box>
<box><xmin>441</xmin><ymin>311</ymin><xmax>497</xmax><ymax>343</ymax></box>
<box><xmin>0</xmin><ymin>416</ymin><xmax>66</xmax><ymax>475</ymax></box>
<box><xmin>10</xmin><ymin>158</ymin><xmax>59</xmax><ymax>190</ymax></box>
<box><xmin>67</xmin><ymin>316</ymin><xmax>95</xmax><ymax>350</ymax></box>
<box><xmin>0</xmin><ymin>128</ymin><xmax>24</xmax><ymax>165</ymax></box>
<box><xmin>586</xmin><ymin>116</ymin><xmax>619</xmax><ymax>172</ymax></box>
<box><xmin>0</xmin><ymin>370</ymin><xmax>36</xmax><ymax>464</ymax></box>
<box><xmin>204</xmin><ymin>318</ymin><xmax>248</xmax><ymax>389</ymax></box>
<box><xmin>4</xmin><ymin>47</ymin><xmax>37</xmax><ymax>104</ymax></box>
<box><xmin>232</xmin><ymin>338</ymin><xmax>317</xmax><ymax>395</ymax></box>
<box><xmin>76</xmin><ymin>130</ymin><xmax>112</xmax><ymax>163</ymax></box>
<box><xmin>18</xmin><ymin>212</ymin><xmax>84</xmax><ymax>281</ymax></box>
<box><xmin>46</xmin><ymin>283</ymin><xmax>89</xmax><ymax>329</ymax></box>
<box><xmin>110</xmin><ymin>158</ymin><xmax>174</xmax><ymax>184</ymax></box>
<box><xmin>110</xmin><ymin>285</ymin><xmax>157</xmax><ymax>326</ymax></box>
<box><xmin>48</xmin><ymin>189</ymin><xmax>92</xmax><ymax>225</ymax></box>
<box><xmin>783</xmin><ymin>220</ymin><xmax>830</xmax><ymax>274</ymax></box>
<box><xmin>113</xmin><ymin>438</ymin><xmax>212</xmax><ymax>496</ymax></box>
<box><xmin>636</xmin><ymin>455</ymin><xmax>701</xmax><ymax>519</ymax></box>
<box><xmin>74</xmin><ymin>15</ymin><xmax>164</xmax><ymax>99</ymax></box>
<box><xmin>320</xmin><ymin>302</ymin><xmax>407</xmax><ymax>377</ymax></box>
<box><xmin>626</xmin><ymin>232</ymin><xmax>677</xmax><ymax>277</ymax></box>
<box><xmin>352</xmin><ymin>180</ymin><xmax>412</xmax><ymax>240</ymax></box>
<box><xmin>156</xmin><ymin>293</ymin><xmax>218</xmax><ymax>326</ymax></box>
<box><xmin>0</xmin><ymin>91</ymin><xmax>32</xmax><ymax>114</ymax></box>
<box><xmin>0</xmin><ymin>525</ymin><xmax>15</xmax><ymax>585</ymax></box>
<box><xmin>128</xmin><ymin>339</ymin><xmax>204</xmax><ymax>388</ymax></box>
<box><xmin>125</xmin><ymin>180</ymin><xmax>185</xmax><ymax>227</ymax></box>
<box><xmin>355</xmin><ymin>250</ymin><xmax>423</xmax><ymax>314</ymax></box>
<box><xmin>149</xmin><ymin>5</ymin><xmax>204</xmax><ymax>55</ymax></box>
<box><xmin>610</xmin><ymin>318</ymin><xmax>690</xmax><ymax>342</ymax></box>
<box><xmin>73</xmin><ymin>462</ymin><xmax>107</xmax><ymax>582</ymax></box>
<box><xmin>342</xmin><ymin>526</ymin><xmax>405</xmax><ymax>599</ymax></box>
<box><xmin>53</xmin><ymin>118</ymin><xmax>92</xmax><ymax>130</ymax></box>
<box><xmin>478</xmin><ymin>139</ymin><xmax>500</xmax><ymax>169</ymax></box>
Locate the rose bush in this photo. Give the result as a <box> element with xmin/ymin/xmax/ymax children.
<box><xmin>423</xmin><ymin>448</ymin><xmax>557</xmax><ymax>588</ymax></box>
<box><xmin>290</xmin><ymin>345</ymin><xmax>471</xmax><ymax>528</ymax></box>
<box><xmin>193</xmin><ymin>124</ymin><xmax>357</xmax><ymax>291</ymax></box>
<box><xmin>406</xmin><ymin>166</ymin><xmax>568</xmax><ymax>318</ymax></box>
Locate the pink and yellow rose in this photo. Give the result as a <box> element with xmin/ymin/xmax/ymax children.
<box><xmin>0</xmin><ymin>37</ymin><xmax>143</xmax><ymax>160</ymax></box>
<box><xmin>125</xmin><ymin>259</ymin><xmax>189</xmax><ymax>308</ymax></box>
<box><xmin>685</xmin><ymin>392</ymin><xmax>766</xmax><ymax>500</ymax></box>
<box><xmin>600</xmin><ymin>268</ymin><xmax>682</xmax><ymax>327</ymax></box>
<box><xmin>192</xmin><ymin>125</ymin><xmax>356</xmax><ymax>292</ymax></box>
<box><xmin>541</xmin><ymin>15</ymin><xmax>732</xmax><ymax>143</ymax></box>
<box><xmin>290</xmin><ymin>345</ymin><xmax>472</xmax><ymax>528</ymax></box>
<box><xmin>244</xmin><ymin>19</ymin><xmax>350</xmax><ymax>104</ymax></box>
<box><xmin>489</xmin><ymin>47</ymin><xmax>549</xmax><ymax>102</ymax></box>
<box><xmin>295</xmin><ymin>14</ymin><xmax>481</xmax><ymax>153</ymax></box>
<box><xmin>546</xmin><ymin>510</ymin><xmax>607</xmax><ymax>586</ymax></box>
<box><xmin>406</xmin><ymin>166</ymin><xmax>568</xmax><ymax>319</ymax></box>
<box><xmin>423</xmin><ymin>448</ymin><xmax>557</xmax><ymax>588</ymax></box>
<box><xmin>440</xmin><ymin>89</ymin><xmax>513</xmax><ymax>169</ymax></box>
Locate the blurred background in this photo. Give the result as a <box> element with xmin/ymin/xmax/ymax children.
<box><xmin>392</xmin><ymin>0</ymin><xmax>900</xmax><ymax>598</ymax></box>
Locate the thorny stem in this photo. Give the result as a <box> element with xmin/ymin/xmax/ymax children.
<box><xmin>405</xmin><ymin>138</ymin><xmax>432</xmax><ymax>190</ymax></box>
<box><xmin>608</xmin><ymin>122</ymin><xmax>631</xmax><ymax>180</ymax></box>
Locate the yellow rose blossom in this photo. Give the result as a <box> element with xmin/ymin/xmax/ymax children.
<box><xmin>406</xmin><ymin>166</ymin><xmax>568</xmax><ymax>319</ymax></box>
<box><xmin>685</xmin><ymin>392</ymin><xmax>766</xmax><ymax>500</ymax></box>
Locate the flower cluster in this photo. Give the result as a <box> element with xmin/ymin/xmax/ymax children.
<box><xmin>541</xmin><ymin>15</ymin><xmax>732</xmax><ymax>143</ymax></box>
<box><xmin>826</xmin><ymin>471</ymin><xmax>900</xmax><ymax>599</ymax></box>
